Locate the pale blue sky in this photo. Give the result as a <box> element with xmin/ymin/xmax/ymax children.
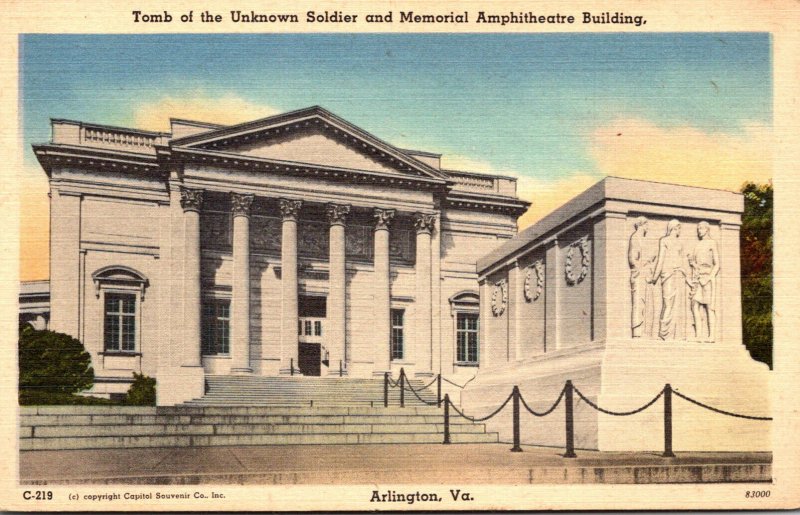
<box><xmin>20</xmin><ymin>33</ymin><xmax>771</xmax><ymax>179</ymax></box>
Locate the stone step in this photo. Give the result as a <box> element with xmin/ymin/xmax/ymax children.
<box><xmin>20</xmin><ymin>431</ymin><xmax>498</xmax><ymax>450</ymax></box>
<box><xmin>22</xmin><ymin>413</ymin><xmax>453</xmax><ymax>426</ymax></box>
<box><xmin>25</xmin><ymin>421</ymin><xmax>486</xmax><ymax>438</ymax></box>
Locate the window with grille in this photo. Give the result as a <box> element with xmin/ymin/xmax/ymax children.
<box><xmin>390</xmin><ymin>309</ymin><xmax>404</xmax><ymax>360</ymax></box>
<box><xmin>104</xmin><ymin>293</ymin><xmax>137</xmax><ymax>352</ymax></box>
<box><xmin>456</xmin><ymin>312</ymin><xmax>479</xmax><ymax>364</ymax></box>
<box><xmin>202</xmin><ymin>299</ymin><xmax>230</xmax><ymax>355</ymax></box>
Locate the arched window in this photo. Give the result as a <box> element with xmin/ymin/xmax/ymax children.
<box><xmin>92</xmin><ymin>266</ymin><xmax>148</xmax><ymax>353</ymax></box>
<box><xmin>449</xmin><ymin>291</ymin><xmax>480</xmax><ymax>366</ymax></box>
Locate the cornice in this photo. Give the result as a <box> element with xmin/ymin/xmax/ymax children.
<box><xmin>32</xmin><ymin>144</ymin><xmax>161</xmax><ymax>178</ymax></box>
<box><xmin>444</xmin><ymin>190</ymin><xmax>530</xmax><ymax>216</ymax></box>
<box><xmin>171</xmin><ymin>147</ymin><xmax>449</xmax><ymax>191</ymax></box>
<box><xmin>169</xmin><ymin>105</ymin><xmax>448</xmax><ymax>182</ymax></box>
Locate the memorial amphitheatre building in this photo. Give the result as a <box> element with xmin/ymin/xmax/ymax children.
<box><xmin>28</xmin><ymin>106</ymin><xmax>529</xmax><ymax>405</ymax></box>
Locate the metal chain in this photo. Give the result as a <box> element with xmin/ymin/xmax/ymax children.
<box><xmin>672</xmin><ymin>390</ymin><xmax>773</xmax><ymax>421</ymax></box>
<box><xmin>403</xmin><ymin>381</ymin><xmax>439</xmax><ymax>406</ymax></box>
<box><xmin>448</xmin><ymin>391</ymin><xmax>514</xmax><ymax>422</ymax></box>
<box><xmin>573</xmin><ymin>386</ymin><xmax>664</xmax><ymax>416</ymax></box>
<box><xmin>519</xmin><ymin>386</ymin><xmax>566</xmax><ymax>417</ymax></box>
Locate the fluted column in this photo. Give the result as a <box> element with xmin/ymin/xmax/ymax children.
<box><xmin>180</xmin><ymin>187</ymin><xmax>203</xmax><ymax>367</ymax></box>
<box><xmin>279</xmin><ymin>199</ymin><xmax>302</xmax><ymax>375</ymax></box>
<box><xmin>413</xmin><ymin>213</ymin><xmax>435</xmax><ymax>375</ymax></box>
<box><xmin>373</xmin><ymin>208</ymin><xmax>395</xmax><ymax>375</ymax></box>
<box><xmin>231</xmin><ymin>193</ymin><xmax>255</xmax><ymax>373</ymax></box>
<box><xmin>327</xmin><ymin>203</ymin><xmax>350</xmax><ymax>376</ymax></box>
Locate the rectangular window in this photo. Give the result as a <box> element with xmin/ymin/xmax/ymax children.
<box><xmin>314</xmin><ymin>320</ymin><xmax>322</xmax><ymax>336</ymax></box>
<box><xmin>456</xmin><ymin>313</ymin><xmax>479</xmax><ymax>364</ymax></box>
<box><xmin>104</xmin><ymin>293</ymin><xmax>136</xmax><ymax>352</ymax></box>
<box><xmin>390</xmin><ymin>309</ymin><xmax>404</xmax><ymax>360</ymax></box>
<box><xmin>202</xmin><ymin>299</ymin><xmax>230</xmax><ymax>355</ymax></box>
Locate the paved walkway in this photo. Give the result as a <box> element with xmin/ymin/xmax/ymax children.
<box><xmin>20</xmin><ymin>444</ymin><xmax>772</xmax><ymax>485</ymax></box>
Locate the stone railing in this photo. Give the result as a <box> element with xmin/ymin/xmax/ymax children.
<box><xmin>446</xmin><ymin>170</ymin><xmax>517</xmax><ymax>197</ymax></box>
<box><xmin>51</xmin><ymin>120</ymin><xmax>170</xmax><ymax>154</ymax></box>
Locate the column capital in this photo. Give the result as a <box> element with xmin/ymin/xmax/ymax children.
<box><xmin>231</xmin><ymin>192</ymin><xmax>255</xmax><ymax>218</ymax></box>
<box><xmin>413</xmin><ymin>212</ymin><xmax>436</xmax><ymax>235</ymax></box>
<box><xmin>326</xmin><ymin>203</ymin><xmax>351</xmax><ymax>226</ymax></box>
<box><xmin>179</xmin><ymin>187</ymin><xmax>204</xmax><ymax>213</ymax></box>
<box><xmin>373</xmin><ymin>208</ymin><xmax>396</xmax><ymax>231</ymax></box>
<box><xmin>279</xmin><ymin>199</ymin><xmax>303</xmax><ymax>221</ymax></box>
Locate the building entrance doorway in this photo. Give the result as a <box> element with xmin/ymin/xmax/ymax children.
<box><xmin>298</xmin><ymin>295</ymin><xmax>327</xmax><ymax>376</ymax></box>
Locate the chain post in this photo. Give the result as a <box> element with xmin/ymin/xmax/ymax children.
<box><xmin>339</xmin><ymin>360</ymin><xmax>343</xmax><ymax>377</ymax></box>
<box><xmin>400</xmin><ymin>368</ymin><xmax>405</xmax><ymax>408</ymax></box>
<box><xmin>383</xmin><ymin>372</ymin><xmax>389</xmax><ymax>408</ymax></box>
<box><xmin>511</xmin><ymin>386</ymin><xmax>522</xmax><ymax>452</ymax></box>
<box><xmin>662</xmin><ymin>383</ymin><xmax>676</xmax><ymax>458</ymax></box>
<box><xmin>437</xmin><ymin>374</ymin><xmax>442</xmax><ymax>408</ymax></box>
<box><xmin>443</xmin><ymin>393</ymin><xmax>451</xmax><ymax>444</ymax></box>
<box><xmin>564</xmin><ymin>380</ymin><xmax>577</xmax><ymax>458</ymax></box>
<box><xmin>290</xmin><ymin>358</ymin><xmax>294</xmax><ymax>376</ymax></box>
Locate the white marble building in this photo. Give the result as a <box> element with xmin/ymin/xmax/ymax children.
<box><xmin>32</xmin><ymin>106</ymin><xmax>529</xmax><ymax>405</ymax></box>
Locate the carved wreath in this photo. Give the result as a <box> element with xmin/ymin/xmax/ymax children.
<box><xmin>565</xmin><ymin>237</ymin><xmax>590</xmax><ymax>286</ymax></box>
<box><xmin>491</xmin><ymin>280</ymin><xmax>508</xmax><ymax>317</ymax></box>
<box><xmin>524</xmin><ymin>260</ymin><xmax>545</xmax><ymax>302</ymax></box>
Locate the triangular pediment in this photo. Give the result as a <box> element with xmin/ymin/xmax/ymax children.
<box><xmin>170</xmin><ymin>106</ymin><xmax>447</xmax><ymax>181</ymax></box>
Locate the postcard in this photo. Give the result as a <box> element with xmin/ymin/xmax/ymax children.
<box><xmin>1</xmin><ymin>0</ymin><xmax>799</xmax><ymax>511</ymax></box>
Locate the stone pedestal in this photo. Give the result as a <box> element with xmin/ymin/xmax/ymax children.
<box><xmin>460</xmin><ymin>340</ymin><xmax>770</xmax><ymax>452</ymax></box>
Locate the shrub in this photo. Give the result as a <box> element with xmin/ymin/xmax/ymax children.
<box><xmin>19</xmin><ymin>329</ymin><xmax>94</xmax><ymax>395</ymax></box>
<box><xmin>124</xmin><ymin>372</ymin><xmax>156</xmax><ymax>405</ymax></box>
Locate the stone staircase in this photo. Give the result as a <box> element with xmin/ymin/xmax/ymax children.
<box><xmin>20</xmin><ymin>376</ymin><xmax>498</xmax><ymax>451</ymax></box>
<box><xmin>185</xmin><ymin>375</ymin><xmax>437</xmax><ymax>407</ymax></box>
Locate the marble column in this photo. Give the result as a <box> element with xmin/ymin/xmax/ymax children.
<box><xmin>373</xmin><ymin>208</ymin><xmax>395</xmax><ymax>375</ymax></box>
<box><xmin>279</xmin><ymin>199</ymin><xmax>302</xmax><ymax>375</ymax></box>
<box><xmin>327</xmin><ymin>204</ymin><xmax>350</xmax><ymax>376</ymax></box>
<box><xmin>231</xmin><ymin>193</ymin><xmax>255</xmax><ymax>373</ymax></box>
<box><xmin>180</xmin><ymin>187</ymin><xmax>203</xmax><ymax>367</ymax></box>
<box><xmin>413</xmin><ymin>213</ymin><xmax>435</xmax><ymax>375</ymax></box>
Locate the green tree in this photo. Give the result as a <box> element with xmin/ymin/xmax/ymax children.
<box><xmin>740</xmin><ymin>181</ymin><xmax>772</xmax><ymax>368</ymax></box>
<box><xmin>124</xmin><ymin>372</ymin><xmax>156</xmax><ymax>406</ymax></box>
<box><xmin>19</xmin><ymin>328</ymin><xmax>94</xmax><ymax>394</ymax></box>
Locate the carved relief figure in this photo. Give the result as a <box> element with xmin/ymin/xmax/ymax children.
<box><xmin>650</xmin><ymin>219</ymin><xmax>688</xmax><ymax>340</ymax></box>
<box><xmin>628</xmin><ymin>217</ymin><xmax>655</xmax><ymax>337</ymax></box>
<box><xmin>688</xmin><ymin>221</ymin><xmax>720</xmax><ymax>341</ymax></box>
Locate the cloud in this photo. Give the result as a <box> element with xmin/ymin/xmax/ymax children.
<box><xmin>442</xmin><ymin>154</ymin><xmax>600</xmax><ymax>229</ymax></box>
<box><xmin>588</xmin><ymin>118</ymin><xmax>772</xmax><ymax>191</ymax></box>
<box><xmin>132</xmin><ymin>93</ymin><xmax>282</xmax><ymax>132</ymax></box>
<box><xmin>20</xmin><ymin>167</ymin><xmax>50</xmax><ymax>281</ymax></box>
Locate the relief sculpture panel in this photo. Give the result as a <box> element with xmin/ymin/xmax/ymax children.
<box><xmin>628</xmin><ymin>217</ymin><xmax>721</xmax><ymax>341</ymax></box>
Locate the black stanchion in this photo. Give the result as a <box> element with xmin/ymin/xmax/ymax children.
<box><xmin>662</xmin><ymin>384</ymin><xmax>676</xmax><ymax>458</ymax></box>
<box><xmin>564</xmin><ymin>380</ymin><xmax>577</xmax><ymax>458</ymax></box>
<box><xmin>437</xmin><ymin>374</ymin><xmax>442</xmax><ymax>408</ymax></box>
<box><xmin>339</xmin><ymin>360</ymin><xmax>343</xmax><ymax>377</ymax></box>
<box><xmin>400</xmin><ymin>369</ymin><xmax>405</xmax><ymax>408</ymax></box>
<box><xmin>290</xmin><ymin>358</ymin><xmax>294</xmax><ymax>376</ymax></box>
<box><xmin>383</xmin><ymin>372</ymin><xmax>389</xmax><ymax>408</ymax></box>
<box><xmin>443</xmin><ymin>393</ymin><xmax>451</xmax><ymax>444</ymax></box>
<box><xmin>511</xmin><ymin>386</ymin><xmax>522</xmax><ymax>452</ymax></box>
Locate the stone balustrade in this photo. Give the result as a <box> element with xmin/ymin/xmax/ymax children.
<box><xmin>51</xmin><ymin>120</ymin><xmax>170</xmax><ymax>154</ymax></box>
